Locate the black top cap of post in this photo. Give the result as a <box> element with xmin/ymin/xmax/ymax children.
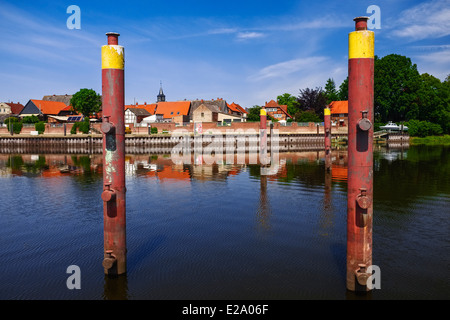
<box><xmin>106</xmin><ymin>32</ymin><xmax>120</xmax><ymax>45</ymax></box>
<box><xmin>353</xmin><ymin>17</ymin><xmax>369</xmax><ymax>31</ymax></box>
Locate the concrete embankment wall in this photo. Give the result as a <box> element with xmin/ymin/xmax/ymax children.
<box><xmin>0</xmin><ymin>132</ymin><xmax>408</xmax><ymax>155</ymax></box>
<box><xmin>0</xmin><ymin>133</ymin><xmax>343</xmax><ymax>154</ymax></box>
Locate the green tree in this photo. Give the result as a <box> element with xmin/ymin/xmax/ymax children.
<box><xmin>277</xmin><ymin>93</ymin><xmax>300</xmax><ymax>117</ymax></box>
<box><xmin>338</xmin><ymin>77</ymin><xmax>348</xmax><ymax>101</ymax></box>
<box><xmin>70</xmin><ymin>88</ymin><xmax>102</xmax><ymax>117</ymax></box>
<box><xmin>374</xmin><ymin>54</ymin><xmax>421</xmax><ymax>123</ymax></box>
<box><xmin>247</xmin><ymin>105</ymin><xmax>261</xmax><ymax>122</ymax></box>
<box><xmin>414</xmin><ymin>73</ymin><xmax>450</xmax><ymax>134</ymax></box>
<box><xmin>324</xmin><ymin>78</ymin><xmax>339</xmax><ymax>104</ymax></box>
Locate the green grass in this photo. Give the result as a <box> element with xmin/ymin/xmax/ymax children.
<box><xmin>409</xmin><ymin>135</ymin><xmax>450</xmax><ymax>145</ymax></box>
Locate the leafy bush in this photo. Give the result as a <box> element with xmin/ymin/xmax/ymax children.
<box><xmin>71</xmin><ymin>122</ymin><xmax>79</xmax><ymax>134</ymax></box>
<box><xmin>35</xmin><ymin>121</ymin><xmax>46</xmax><ymax>134</ymax></box>
<box><xmin>70</xmin><ymin>118</ymin><xmax>90</xmax><ymax>134</ymax></box>
<box><xmin>294</xmin><ymin>110</ymin><xmax>321</xmax><ymax>123</ymax></box>
<box><xmin>150</xmin><ymin>127</ymin><xmax>158</xmax><ymax>134</ymax></box>
<box><xmin>78</xmin><ymin>117</ymin><xmax>90</xmax><ymax>134</ymax></box>
<box><xmin>406</xmin><ymin>119</ymin><xmax>443</xmax><ymax>137</ymax></box>
<box><xmin>22</xmin><ymin>115</ymin><xmax>40</xmax><ymax>124</ymax></box>
<box><xmin>5</xmin><ymin>117</ymin><xmax>22</xmax><ymax>134</ymax></box>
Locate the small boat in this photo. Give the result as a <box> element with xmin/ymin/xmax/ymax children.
<box><xmin>59</xmin><ymin>165</ymin><xmax>70</xmax><ymax>173</ymax></box>
<box><xmin>380</xmin><ymin>121</ymin><xmax>408</xmax><ymax>131</ymax></box>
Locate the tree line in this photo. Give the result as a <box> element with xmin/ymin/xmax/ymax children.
<box><xmin>247</xmin><ymin>54</ymin><xmax>450</xmax><ymax>136</ymax></box>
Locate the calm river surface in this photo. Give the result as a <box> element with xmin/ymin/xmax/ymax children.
<box><xmin>0</xmin><ymin>144</ymin><xmax>448</xmax><ymax>300</ymax></box>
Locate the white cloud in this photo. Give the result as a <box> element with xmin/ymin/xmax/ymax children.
<box><xmin>392</xmin><ymin>0</ymin><xmax>450</xmax><ymax>40</ymax></box>
<box><xmin>248</xmin><ymin>57</ymin><xmax>329</xmax><ymax>81</ymax></box>
<box><xmin>414</xmin><ymin>48</ymin><xmax>450</xmax><ymax>79</ymax></box>
<box><xmin>236</xmin><ymin>31</ymin><xmax>265</xmax><ymax>40</ymax></box>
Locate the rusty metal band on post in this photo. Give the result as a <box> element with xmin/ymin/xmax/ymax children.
<box><xmin>101</xmin><ymin>32</ymin><xmax>126</xmax><ymax>275</ymax></box>
<box><xmin>347</xmin><ymin>17</ymin><xmax>374</xmax><ymax>292</ymax></box>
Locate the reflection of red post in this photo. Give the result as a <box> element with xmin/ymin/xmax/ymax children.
<box><xmin>324</xmin><ymin>107</ymin><xmax>332</xmax><ymax>172</ymax></box>
<box><xmin>101</xmin><ymin>32</ymin><xmax>126</xmax><ymax>275</ymax></box>
<box><xmin>347</xmin><ymin>17</ymin><xmax>374</xmax><ymax>292</ymax></box>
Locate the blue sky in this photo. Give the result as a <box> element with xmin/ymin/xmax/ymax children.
<box><xmin>1</xmin><ymin>0</ymin><xmax>449</xmax><ymax>108</ymax></box>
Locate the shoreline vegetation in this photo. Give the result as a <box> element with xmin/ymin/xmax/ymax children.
<box><xmin>409</xmin><ymin>135</ymin><xmax>450</xmax><ymax>145</ymax></box>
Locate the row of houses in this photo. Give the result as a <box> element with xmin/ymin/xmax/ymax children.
<box><xmin>0</xmin><ymin>86</ymin><xmax>349</xmax><ymax>128</ymax></box>
<box><xmin>0</xmin><ymin>95</ymin><xmax>82</xmax><ymax>125</ymax></box>
<box><xmin>124</xmin><ymin>98</ymin><xmax>251</xmax><ymax>127</ymax></box>
<box><xmin>0</xmin><ymin>91</ymin><xmax>252</xmax><ymax>126</ymax></box>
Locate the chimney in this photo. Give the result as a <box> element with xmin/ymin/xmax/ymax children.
<box><xmin>144</xmin><ymin>102</ymin><xmax>147</xmax><ymax>105</ymax></box>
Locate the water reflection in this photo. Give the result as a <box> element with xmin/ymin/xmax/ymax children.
<box><xmin>9</xmin><ymin>146</ymin><xmax>448</xmax><ymax>208</ymax></box>
<box><xmin>256</xmin><ymin>173</ymin><xmax>271</xmax><ymax>233</ymax></box>
<box><xmin>1</xmin><ymin>144</ymin><xmax>450</xmax><ymax>299</ymax></box>
<box><xmin>103</xmin><ymin>275</ymin><xmax>129</xmax><ymax>300</ymax></box>
<box><xmin>0</xmin><ymin>151</ymin><xmax>353</xmax><ymax>183</ymax></box>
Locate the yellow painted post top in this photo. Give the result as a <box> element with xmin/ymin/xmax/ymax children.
<box><xmin>348</xmin><ymin>30</ymin><xmax>374</xmax><ymax>59</ymax></box>
<box><xmin>102</xmin><ymin>45</ymin><xmax>125</xmax><ymax>69</ymax></box>
<box><xmin>324</xmin><ymin>108</ymin><xmax>331</xmax><ymax>116</ymax></box>
<box><xmin>260</xmin><ymin>108</ymin><xmax>267</xmax><ymax>116</ymax></box>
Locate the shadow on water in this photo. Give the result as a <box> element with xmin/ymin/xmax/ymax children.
<box><xmin>126</xmin><ymin>234</ymin><xmax>167</xmax><ymax>273</ymax></box>
<box><xmin>102</xmin><ymin>235</ymin><xmax>166</xmax><ymax>300</ymax></box>
<box><xmin>330</xmin><ymin>242</ymin><xmax>347</xmax><ymax>288</ymax></box>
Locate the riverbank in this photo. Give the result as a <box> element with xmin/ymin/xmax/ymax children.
<box><xmin>409</xmin><ymin>135</ymin><xmax>450</xmax><ymax>145</ymax></box>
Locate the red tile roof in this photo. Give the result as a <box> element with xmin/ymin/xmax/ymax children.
<box><xmin>125</xmin><ymin>103</ymin><xmax>157</xmax><ymax>115</ymax></box>
<box><xmin>264</xmin><ymin>100</ymin><xmax>292</xmax><ymax>118</ymax></box>
<box><xmin>156</xmin><ymin>101</ymin><xmax>191</xmax><ymax>119</ymax></box>
<box><xmin>236</xmin><ymin>105</ymin><xmax>248</xmax><ymax>114</ymax></box>
<box><xmin>31</xmin><ymin>100</ymin><xmax>68</xmax><ymax>115</ymax></box>
<box><xmin>227</xmin><ymin>103</ymin><xmax>240</xmax><ymax>112</ymax></box>
<box><xmin>227</xmin><ymin>102</ymin><xmax>248</xmax><ymax>114</ymax></box>
<box><xmin>265</xmin><ymin>100</ymin><xmax>278</xmax><ymax>107</ymax></box>
<box><xmin>7</xmin><ymin>102</ymin><xmax>24</xmax><ymax>114</ymax></box>
<box><xmin>328</xmin><ymin>101</ymin><xmax>348</xmax><ymax>114</ymax></box>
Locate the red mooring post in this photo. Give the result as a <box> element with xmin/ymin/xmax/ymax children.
<box><xmin>347</xmin><ymin>17</ymin><xmax>374</xmax><ymax>292</ymax></box>
<box><xmin>260</xmin><ymin>107</ymin><xmax>268</xmax><ymax>165</ymax></box>
<box><xmin>324</xmin><ymin>107</ymin><xmax>332</xmax><ymax>172</ymax></box>
<box><xmin>101</xmin><ymin>32</ymin><xmax>126</xmax><ymax>275</ymax></box>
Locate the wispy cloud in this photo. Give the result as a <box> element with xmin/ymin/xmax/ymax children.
<box><xmin>391</xmin><ymin>0</ymin><xmax>450</xmax><ymax>40</ymax></box>
<box><xmin>236</xmin><ymin>31</ymin><xmax>266</xmax><ymax>40</ymax></box>
<box><xmin>248</xmin><ymin>57</ymin><xmax>329</xmax><ymax>81</ymax></box>
<box><xmin>414</xmin><ymin>47</ymin><xmax>450</xmax><ymax>79</ymax></box>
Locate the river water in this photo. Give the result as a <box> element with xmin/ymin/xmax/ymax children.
<box><xmin>0</xmin><ymin>144</ymin><xmax>448</xmax><ymax>300</ymax></box>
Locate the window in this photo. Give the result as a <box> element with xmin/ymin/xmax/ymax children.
<box><xmin>171</xmin><ymin>112</ymin><xmax>174</xmax><ymax>115</ymax></box>
<box><xmin>177</xmin><ymin>112</ymin><xmax>180</xmax><ymax>115</ymax></box>
<box><xmin>201</xmin><ymin>112</ymin><xmax>204</xmax><ymax>117</ymax></box>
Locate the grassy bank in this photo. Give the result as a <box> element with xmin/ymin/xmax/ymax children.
<box><xmin>409</xmin><ymin>135</ymin><xmax>450</xmax><ymax>145</ymax></box>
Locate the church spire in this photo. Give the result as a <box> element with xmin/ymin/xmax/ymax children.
<box><xmin>157</xmin><ymin>81</ymin><xmax>166</xmax><ymax>102</ymax></box>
